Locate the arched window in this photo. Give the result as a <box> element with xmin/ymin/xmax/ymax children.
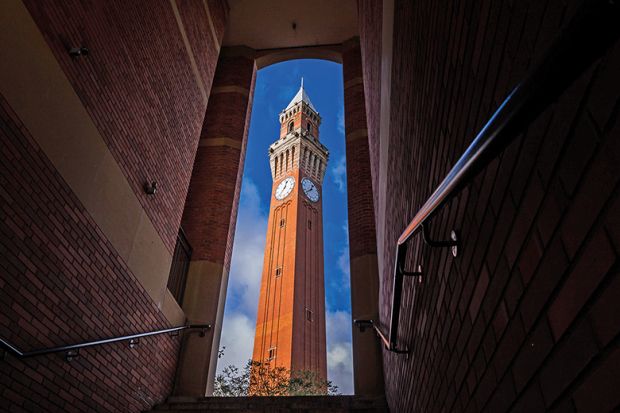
<box><xmin>286</xmin><ymin>149</ymin><xmax>290</xmax><ymax>170</ymax></box>
<box><xmin>307</xmin><ymin>122</ymin><xmax>312</xmax><ymax>132</ymax></box>
<box><xmin>288</xmin><ymin>121</ymin><xmax>294</xmax><ymax>132</ymax></box>
<box><xmin>292</xmin><ymin>146</ymin><xmax>295</xmax><ymax>167</ymax></box>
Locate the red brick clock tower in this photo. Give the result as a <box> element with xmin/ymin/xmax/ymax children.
<box><xmin>252</xmin><ymin>81</ymin><xmax>328</xmax><ymax>382</ymax></box>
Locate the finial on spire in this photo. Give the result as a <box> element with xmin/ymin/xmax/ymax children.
<box><xmin>301</xmin><ymin>77</ymin><xmax>304</xmax><ymax>89</ymax></box>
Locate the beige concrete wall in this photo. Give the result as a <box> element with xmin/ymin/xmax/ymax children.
<box><xmin>174</xmin><ymin>260</ymin><xmax>227</xmax><ymax>395</ymax></box>
<box><xmin>0</xmin><ymin>0</ymin><xmax>183</xmax><ymax>324</ymax></box>
<box><xmin>350</xmin><ymin>254</ymin><xmax>384</xmax><ymax>395</ymax></box>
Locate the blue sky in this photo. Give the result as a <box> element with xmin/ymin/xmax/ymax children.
<box><xmin>216</xmin><ymin>59</ymin><xmax>353</xmax><ymax>394</ymax></box>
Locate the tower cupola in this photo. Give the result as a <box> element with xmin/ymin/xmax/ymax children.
<box><xmin>269</xmin><ymin>80</ymin><xmax>329</xmax><ymax>183</ymax></box>
<box><xmin>278</xmin><ymin>78</ymin><xmax>322</xmax><ymax>141</ymax></box>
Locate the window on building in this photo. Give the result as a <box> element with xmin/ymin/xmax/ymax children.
<box><xmin>307</xmin><ymin>122</ymin><xmax>312</xmax><ymax>132</ymax></box>
<box><xmin>306</xmin><ymin>308</ymin><xmax>313</xmax><ymax>322</ymax></box>
<box><xmin>275</xmin><ymin>267</ymin><xmax>282</xmax><ymax>277</ymax></box>
<box><xmin>288</xmin><ymin>121</ymin><xmax>294</xmax><ymax>132</ymax></box>
<box><xmin>308</xmin><ymin>220</ymin><xmax>312</xmax><ymax>230</ymax></box>
<box><xmin>167</xmin><ymin>228</ymin><xmax>192</xmax><ymax>305</ymax></box>
<box><xmin>268</xmin><ymin>347</ymin><xmax>276</xmax><ymax>360</ymax></box>
<box><xmin>280</xmin><ymin>218</ymin><xmax>286</xmax><ymax>227</ymax></box>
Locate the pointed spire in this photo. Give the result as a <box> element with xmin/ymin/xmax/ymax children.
<box><xmin>285</xmin><ymin>78</ymin><xmax>317</xmax><ymax>112</ymax></box>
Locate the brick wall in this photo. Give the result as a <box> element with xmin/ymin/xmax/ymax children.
<box><xmin>356</xmin><ymin>0</ymin><xmax>382</xmax><ymax>201</ymax></box>
<box><xmin>183</xmin><ymin>53</ymin><xmax>257</xmax><ymax>267</ymax></box>
<box><xmin>342</xmin><ymin>40</ymin><xmax>377</xmax><ymax>259</ymax></box>
<box><xmin>360</xmin><ymin>0</ymin><xmax>620</xmax><ymax>411</ymax></box>
<box><xmin>0</xmin><ymin>94</ymin><xmax>180</xmax><ymax>412</ymax></box>
<box><xmin>23</xmin><ymin>0</ymin><xmax>227</xmax><ymax>253</ymax></box>
<box><xmin>174</xmin><ymin>52</ymin><xmax>256</xmax><ymax>396</ymax></box>
<box><xmin>342</xmin><ymin>39</ymin><xmax>385</xmax><ymax>396</ymax></box>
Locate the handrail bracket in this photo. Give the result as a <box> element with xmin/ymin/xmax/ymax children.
<box><xmin>422</xmin><ymin>224</ymin><xmax>459</xmax><ymax>257</ymax></box>
<box><xmin>353</xmin><ymin>319</ymin><xmax>409</xmax><ymax>356</ymax></box>
<box><xmin>400</xmin><ymin>264</ymin><xmax>424</xmax><ymax>284</ymax></box>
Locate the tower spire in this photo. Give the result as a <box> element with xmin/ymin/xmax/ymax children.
<box><xmin>285</xmin><ymin>79</ymin><xmax>317</xmax><ymax>112</ymax></box>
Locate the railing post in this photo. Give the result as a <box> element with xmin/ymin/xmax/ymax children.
<box><xmin>388</xmin><ymin>243</ymin><xmax>408</xmax><ymax>351</ymax></box>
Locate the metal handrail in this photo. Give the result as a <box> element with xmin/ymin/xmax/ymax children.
<box><xmin>0</xmin><ymin>324</ymin><xmax>210</xmax><ymax>360</ymax></box>
<box><xmin>355</xmin><ymin>0</ymin><xmax>620</xmax><ymax>353</ymax></box>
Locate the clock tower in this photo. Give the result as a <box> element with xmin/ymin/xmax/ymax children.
<box><xmin>252</xmin><ymin>80</ymin><xmax>328</xmax><ymax>383</ymax></box>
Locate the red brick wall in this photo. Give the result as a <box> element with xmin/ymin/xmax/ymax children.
<box><xmin>342</xmin><ymin>41</ymin><xmax>377</xmax><ymax>259</ymax></box>
<box><xmin>23</xmin><ymin>0</ymin><xmax>227</xmax><ymax>253</ymax></box>
<box><xmin>356</xmin><ymin>0</ymin><xmax>382</xmax><ymax>202</ymax></box>
<box><xmin>227</xmin><ymin>67</ymin><xmax>257</xmax><ymax>271</ymax></box>
<box><xmin>0</xmin><ymin>94</ymin><xmax>180</xmax><ymax>412</ymax></box>
<box><xmin>360</xmin><ymin>0</ymin><xmax>620</xmax><ymax>411</ymax></box>
<box><xmin>182</xmin><ymin>53</ymin><xmax>256</xmax><ymax>269</ymax></box>
<box><xmin>207</xmin><ymin>0</ymin><xmax>228</xmax><ymax>46</ymax></box>
<box><xmin>176</xmin><ymin>0</ymin><xmax>223</xmax><ymax>91</ymax></box>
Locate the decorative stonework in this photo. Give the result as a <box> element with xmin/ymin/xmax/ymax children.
<box><xmin>269</xmin><ymin>83</ymin><xmax>329</xmax><ymax>183</ymax></box>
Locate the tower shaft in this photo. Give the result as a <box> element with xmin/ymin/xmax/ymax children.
<box><xmin>252</xmin><ymin>84</ymin><xmax>329</xmax><ymax>384</ymax></box>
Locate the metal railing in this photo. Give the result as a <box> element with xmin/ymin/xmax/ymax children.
<box><xmin>1</xmin><ymin>324</ymin><xmax>210</xmax><ymax>361</ymax></box>
<box><xmin>355</xmin><ymin>0</ymin><xmax>620</xmax><ymax>353</ymax></box>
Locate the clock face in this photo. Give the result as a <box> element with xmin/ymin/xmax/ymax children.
<box><xmin>275</xmin><ymin>177</ymin><xmax>295</xmax><ymax>200</ymax></box>
<box><xmin>302</xmin><ymin>178</ymin><xmax>320</xmax><ymax>202</ymax></box>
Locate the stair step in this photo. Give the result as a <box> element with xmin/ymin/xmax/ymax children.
<box><xmin>148</xmin><ymin>395</ymin><xmax>389</xmax><ymax>412</ymax></box>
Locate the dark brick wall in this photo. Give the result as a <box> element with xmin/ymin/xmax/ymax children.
<box><xmin>207</xmin><ymin>0</ymin><xmax>228</xmax><ymax>46</ymax></box>
<box><xmin>342</xmin><ymin>41</ymin><xmax>377</xmax><ymax>258</ymax></box>
<box><xmin>0</xmin><ymin>94</ymin><xmax>180</xmax><ymax>412</ymax></box>
<box><xmin>23</xmin><ymin>0</ymin><xmax>227</xmax><ymax>253</ymax></box>
<box><xmin>176</xmin><ymin>0</ymin><xmax>222</xmax><ymax>91</ymax></box>
<box><xmin>359</xmin><ymin>0</ymin><xmax>620</xmax><ymax>411</ymax></box>
<box><xmin>356</xmin><ymin>0</ymin><xmax>382</xmax><ymax>202</ymax></box>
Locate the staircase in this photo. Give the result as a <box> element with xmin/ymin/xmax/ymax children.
<box><xmin>148</xmin><ymin>395</ymin><xmax>389</xmax><ymax>412</ymax></box>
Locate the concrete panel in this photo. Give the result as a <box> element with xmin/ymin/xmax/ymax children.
<box><xmin>0</xmin><ymin>0</ymin><xmax>175</xmax><ymax>319</ymax></box>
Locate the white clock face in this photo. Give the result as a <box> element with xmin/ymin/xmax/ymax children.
<box><xmin>275</xmin><ymin>177</ymin><xmax>295</xmax><ymax>200</ymax></box>
<box><xmin>302</xmin><ymin>178</ymin><xmax>320</xmax><ymax>202</ymax></box>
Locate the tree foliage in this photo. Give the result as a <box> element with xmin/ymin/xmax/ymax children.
<box><xmin>213</xmin><ymin>359</ymin><xmax>339</xmax><ymax>397</ymax></box>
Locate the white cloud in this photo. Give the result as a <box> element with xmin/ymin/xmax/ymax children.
<box><xmin>331</xmin><ymin>155</ymin><xmax>347</xmax><ymax>193</ymax></box>
<box><xmin>336</xmin><ymin>221</ymin><xmax>351</xmax><ymax>290</ymax></box>
<box><xmin>326</xmin><ymin>310</ymin><xmax>354</xmax><ymax>395</ymax></box>
<box><xmin>337</xmin><ymin>250</ymin><xmax>350</xmax><ymax>279</ymax></box>
<box><xmin>337</xmin><ymin>106</ymin><xmax>345</xmax><ymax>135</ymax></box>
<box><xmin>216</xmin><ymin>179</ymin><xmax>267</xmax><ymax>375</ymax></box>
<box><xmin>217</xmin><ymin>312</ymin><xmax>256</xmax><ymax>373</ymax></box>
<box><xmin>227</xmin><ymin>179</ymin><xmax>268</xmax><ymax>316</ymax></box>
